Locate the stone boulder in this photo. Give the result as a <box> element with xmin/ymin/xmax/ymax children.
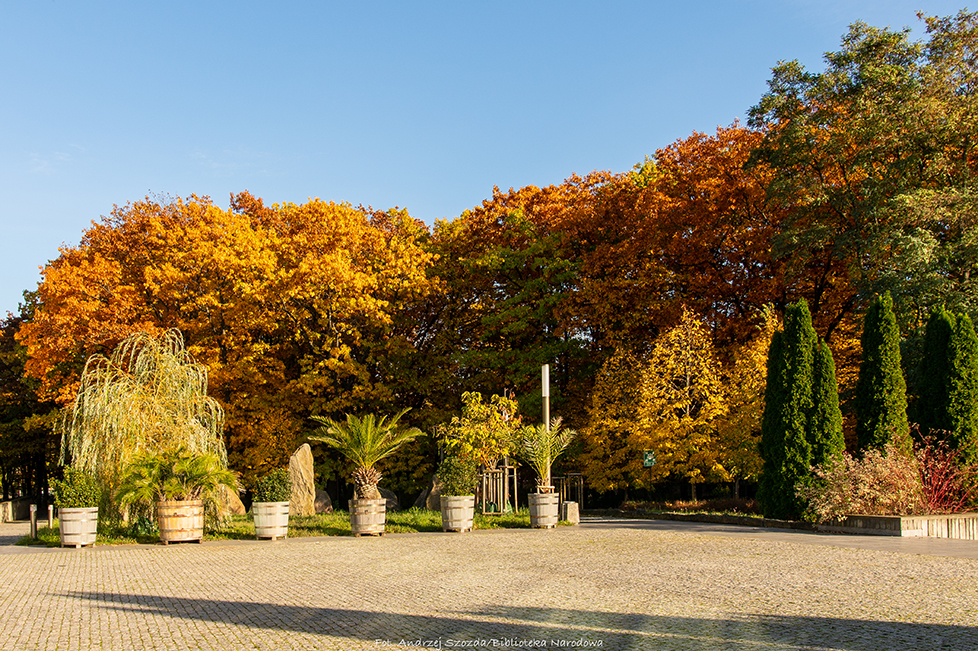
<box><xmin>315</xmin><ymin>489</ymin><xmax>333</xmax><ymax>514</ymax></box>
<box><xmin>289</xmin><ymin>444</ymin><xmax>316</xmax><ymax>517</ymax></box>
<box><xmin>424</xmin><ymin>475</ymin><xmax>443</xmax><ymax>511</ymax></box>
<box><xmin>214</xmin><ymin>484</ymin><xmax>246</xmax><ymax>517</ymax></box>
<box><xmin>379</xmin><ymin>487</ymin><xmax>399</xmax><ymax>511</ymax></box>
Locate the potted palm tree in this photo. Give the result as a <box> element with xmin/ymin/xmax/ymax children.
<box><xmin>52</xmin><ymin>467</ymin><xmax>102</xmax><ymax>548</ymax></box>
<box><xmin>117</xmin><ymin>446</ymin><xmax>238</xmax><ymax>544</ymax></box>
<box><xmin>437</xmin><ymin>454</ymin><xmax>478</xmax><ymax>532</ymax></box>
<box><xmin>309</xmin><ymin>409</ymin><xmax>421</xmax><ymax>537</ymax></box>
<box><xmin>252</xmin><ymin>468</ymin><xmax>291</xmax><ymax>540</ymax></box>
<box><xmin>516</xmin><ymin>417</ymin><xmax>575</xmax><ymax>529</ymax></box>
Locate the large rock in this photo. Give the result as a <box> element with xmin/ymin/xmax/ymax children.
<box><xmin>217</xmin><ymin>484</ymin><xmax>247</xmax><ymax>516</ymax></box>
<box><xmin>289</xmin><ymin>444</ymin><xmax>316</xmax><ymax>517</ymax></box>
<box><xmin>379</xmin><ymin>487</ymin><xmax>399</xmax><ymax>511</ymax></box>
<box><xmin>315</xmin><ymin>489</ymin><xmax>333</xmax><ymax>514</ymax></box>
<box><xmin>425</xmin><ymin>475</ymin><xmax>443</xmax><ymax>511</ymax></box>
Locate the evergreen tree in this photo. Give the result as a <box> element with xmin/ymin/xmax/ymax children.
<box><xmin>947</xmin><ymin>313</ymin><xmax>978</xmax><ymax>463</ymax></box>
<box><xmin>758</xmin><ymin>330</ymin><xmax>786</xmax><ymax>518</ymax></box>
<box><xmin>914</xmin><ymin>306</ymin><xmax>955</xmax><ymax>435</ymax></box>
<box><xmin>810</xmin><ymin>338</ymin><xmax>845</xmax><ymax>468</ymax></box>
<box><xmin>758</xmin><ymin>300</ymin><xmax>816</xmax><ymax>519</ymax></box>
<box><xmin>855</xmin><ymin>292</ymin><xmax>910</xmax><ymax>453</ymax></box>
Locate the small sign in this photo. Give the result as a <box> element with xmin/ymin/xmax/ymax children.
<box><xmin>643</xmin><ymin>451</ymin><xmax>657</xmax><ymax>467</ymax></box>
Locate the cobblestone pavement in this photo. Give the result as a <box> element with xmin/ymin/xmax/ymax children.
<box><xmin>1</xmin><ymin>518</ymin><xmax>977</xmax><ymax>650</ymax></box>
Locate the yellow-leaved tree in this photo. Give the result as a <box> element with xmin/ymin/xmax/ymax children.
<box><xmin>714</xmin><ymin>305</ymin><xmax>780</xmax><ymax>496</ymax></box>
<box><xmin>578</xmin><ymin>348</ymin><xmax>651</xmax><ymax>497</ymax></box>
<box><xmin>638</xmin><ymin>307</ymin><xmax>727</xmax><ymax>500</ymax></box>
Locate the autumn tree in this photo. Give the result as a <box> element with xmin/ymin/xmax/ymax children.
<box><xmin>18</xmin><ymin>193</ymin><xmax>436</xmax><ymax>487</ymax></box>
<box><xmin>714</xmin><ymin>305</ymin><xmax>779</xmax><ymax>497</ymax></box>
<box><xmin>638</xmin><ymin>307</ymin><xmax>727</xmax><ymax>500</ymax></box>
<box><xmin>749</xmin><ymin>12</ymin><xmax>978</xmax><ymax>332</ymax></box>
<box><xmin>577</xmin><ymin>348</ymin><xmax>648</xmax><ymax>496</ymax></box>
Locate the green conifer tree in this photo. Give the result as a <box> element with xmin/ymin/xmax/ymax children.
<box><xmin>758</xmin><ymin>300</ymin><xmax>816</xmax><ymax>519</ymax></box>
<box><xmin>914</xmin><ymin>306</ymin><xmax>955</xmax><ymax>435</ymax></box>
<box><xmin>758</xmin><ymin>330</ymin><xmax>786</xmax><ymax>517</ymax></box>
<box><xmin>855</xmin><ymin>292</ymin><xmax>910</xmax><ymax>453</ymax></box>
<box><xmin>810</xmin><ymin>338</ymin><xmax>845</xmax><ymax>468</ymax></box>
<box><xmin>947</xmin><ymin>313</ymin><xmax>978</xmax><ymax>463</ymax></box>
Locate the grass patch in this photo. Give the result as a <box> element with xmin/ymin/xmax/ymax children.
<box><xmin>15</xmin><ymin>507</ymin><xmax>565</xmax><ymax>546</ymax></box>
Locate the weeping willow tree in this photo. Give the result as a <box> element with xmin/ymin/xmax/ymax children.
<box><xmin>58</xmin><ymin>329</ymin><xmax>227</xmax><ymax>513</ymax></box>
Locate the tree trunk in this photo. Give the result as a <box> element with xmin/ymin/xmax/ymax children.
<box><xmin>690</xmin><ymin>481</ymin><xmax>697</xmax><ymax>502</ymax></box>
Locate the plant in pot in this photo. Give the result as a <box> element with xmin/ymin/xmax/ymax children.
<box><xmin>57</xmin><ymin>329</ymin><xmax>229</xmax><ymax>523</ymax></box>
<box><xmin>309</xmin><ymin>409</ymin><xmax>421</xmax><ymax>537</ymax></box>
<box><xmin>117</xmin><ymin>446</ymin><xmax>238</xmax><ymax>545</ymax></box>
<box><xmin>438</xmin><ymin>391</ymin><xmax>521</xmax><ymax>514</ymax></box>
<box><xmin>252</xmin><ymin>468</ymin><xmax>292</xmax><ymax>540</ymax></box>
<box><xmin>52</xmin><ymin>467</ymin><xmax>102</xmax><ymax>548</ymax></box>
<box><xmin>515</xmin><ymin>417</ymin><xmax>575</xmax><ymax>529</ymax></box>
<box><xmin>437</xmin><ymin>454</ymin><xmax>478</xmax><ymax>532</ymax></box>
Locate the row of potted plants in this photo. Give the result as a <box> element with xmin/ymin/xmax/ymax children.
<box><xmin>50</xmin><ymin>402</ymin><xmax>576</xmax><ymax>546</ymax></box>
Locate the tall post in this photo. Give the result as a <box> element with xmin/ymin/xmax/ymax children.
<box><xmin>542</xmin><ymin>364</ymin><xmax>551</xmax><ymax>490</ymax></box>
<box><xmin>542</xmin><ymin>364</ymin><xmax>550</xmax><ymax>428</ymax></box>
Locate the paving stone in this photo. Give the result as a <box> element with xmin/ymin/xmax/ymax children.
<box><xmin>0</xmin><ymin>518</ymin><xmax>976</xmax><ymax>649</ymax></box>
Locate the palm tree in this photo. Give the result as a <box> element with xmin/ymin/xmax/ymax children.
<box><xmin>309</xmin><ymin>409</ymin><xmax>422</xmax><ymax>499</ymax></box>
<box><xmin>117</xmin><ymin>446</ymin><xmax>239</xmax><ymax>508</ymax></box>
<box><xmin>516</xmin><ymin>417</ymin><xmax>575</xmax><ymax>492</ymax></box>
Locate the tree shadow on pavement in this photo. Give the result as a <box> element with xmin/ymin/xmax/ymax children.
<box><xmin>62</xmin><ymin>591</ymin><xmax>978</xmax><ymax>650</ymax></box>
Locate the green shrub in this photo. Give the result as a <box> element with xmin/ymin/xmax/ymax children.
<box><xmin>437</xmin><ymin>455</ymin><xmax>478</xmax><ymax>497</ymax></box>
<box><xmin>253</xmin><ymin>468</ymin><xmax>292</xmax><ymax>503</ymax></box>
<box><xmin>52</xmin><ymin>467</ymin><xmax>102</xmax><ymax>509</ymax></box>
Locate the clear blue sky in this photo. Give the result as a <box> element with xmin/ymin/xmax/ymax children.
<box><xmin>0</xmin><ymin>1</ymin><xmax>968</xmax><ymax>317</ymax></box>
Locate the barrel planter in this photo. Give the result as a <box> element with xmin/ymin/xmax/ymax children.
<box><xmin>253</xmin><ymin>501</ymin><xmax>290</xmax><ymax>540</ymax></box>
<box><xmin>440</xmin><ymin>495</ymin><xmax>475</xmax><ymax>532</ymax></box>
<box><xmin>349</xmin><ymin>498</ymin><xmax>386</xmax><ymax>537</ymax></box>
<box><xmin>59</xmin><ymin>507</ymin><xmax>98</xmax><ymax>548</ymax></box>
<box><xmin>528</xmin><ymin>492</ymin><xmax>559</xmax><ymax>529</ymax></box>
<box><xmin>157</xmin><ymin>500</ymin><xmax>204</xmax><ymax>544</ymax></box>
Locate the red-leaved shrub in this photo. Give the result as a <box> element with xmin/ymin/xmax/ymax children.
<box><xmin>916</xmin><ymin>436</ymin><xmax>978</xmax><ymax>514</ymax></box>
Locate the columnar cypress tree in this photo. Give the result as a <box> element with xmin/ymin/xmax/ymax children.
<box><xmin>758</xmin><ymin>330</ymin><xmax>786</xmax><ymax>517</ymax></box>
<box><xmin>855</xmin><ymin>292</ymin><xmax>910</xmax><ymax>453</ymax></box>
<box><xmin>758</xmin><ymin>300</ymin><xmax>816</xmax><ymax>519</ymax></box>
<box><xmin>947</xmin><ymin>313</ymin><xmax>978</xmax><ymax>463</ymax></box>
<box><xmin>915</xmin><ymin>306</ymin><xmax>955</xmax><ymax>435</ymax></box>
<box><xmin>810</xmin><ymin>338</ymin><xmax>845</xmax><ymax>468</ymax></box>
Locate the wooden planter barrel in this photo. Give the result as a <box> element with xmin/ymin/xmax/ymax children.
<box><xmin>59</xmin><ymin>507</ymin><xmax>98</xmax><ymax>548</ymax></box>
<box><xmin>528</xmin><ymin>492</ymin><xmax>559</xmax><ymax>529</ymax></box>
<box><xmin>253</xmin><ymin>501</ymin><xmax>290</xmax><ymax>540</ymax></box>
<box><xmin>157</xmin><ymin>500</ymin><xmax>204</xmax><ymax>544</ymax></box>
<box><xmin>440</xmin><ymin>495</ymin><xmax>475</xmax><ymax>532</ymax></box>
<box><xmin>349</xmin><ymin>498</ymin><xmax>386</xmax><ymax>537</ymax></box>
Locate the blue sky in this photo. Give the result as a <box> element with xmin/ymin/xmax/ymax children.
<box><xmin>0</xmin><ymin>0</ymin><xmax>968</xmax><ymax>317</ymax></box>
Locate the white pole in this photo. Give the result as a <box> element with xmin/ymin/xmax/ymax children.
<box><xmin>542</xmin><ymin>364</ymin><xmax>550</xmax><ymax>429</ymax></box>
<box><xmin>542</xmin><ymin>364</ymin><xmax>551</xmax><ymax>490</ymax></box>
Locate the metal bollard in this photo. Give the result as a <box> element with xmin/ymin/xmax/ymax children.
<box><xmin>48</xmin><ymin>504</ymin><xmax>54</xmax><ymax>528</ymax></box>
<box><xmin>30</xmin><ymin>504</ymin><xmax>37</xmax><ymax>539</ymax></box>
